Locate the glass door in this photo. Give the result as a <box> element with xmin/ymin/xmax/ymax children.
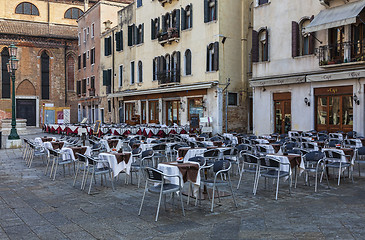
<box><xmin>166</xmin><ymin>100</ymin><xmax>180</xmax><ymax>126</ymax></box>
<box><xmin>149</xmin><ymin>101</ymin><xmax>159</xmax><ymax>123</ymax></box>
<box><xmin>274</xmin><ymin>100</ymin><xmax>291</xmax><ymax>134</ymax></box>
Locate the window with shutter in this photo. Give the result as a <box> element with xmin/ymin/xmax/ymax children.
<box><xmin>119</xmin><ymin>65</ymin><xmax>123</xmax><ymax>87</ymax></box>
<box><xmin>258</xmin><ymin>29</ymin><xmax>268</xmax><ymax>62</ymax></box>
<box><xmin>151</xmin><ymin>19</ymin><xmax>155</xmax><ymax>40</ymax></box>
<box><xmin>107</xmin><ymin>69</ymin><xmax>112</xmax><ymax>86</ymax></box>
<box><xmin>185</xmin><ymin>49</ymin><xmax>191</xmax><ymax>75</ymax></box>
<box><xmin>1</xmin><ymin>48</ymin><xmax>10</xmax><ymax>99</ymax></box>
<box><xmin>137</xmin><ymin>0</ymin><xmax>142</xmax><ymax>8</ymax></box>
<box><xmin>213</xmin><ymin>41</ymin><xmax>219</xmax><ymax>71</ymax></box>
<box><xmin>175</xmin><ymin>9</ymin><xmax>180</xmax><ymax>31</ymax></box>
<box><xmin>292</xmin><ymin>21</ymin><xmax>299</xmax><ymax>58</ymax></box>
<box><xmin>181</xmin><ymin>8</ymin><xmax>186</xmax><ymax>30</ymax></box>
<box><xmin>103</xmin><ymin>70</ymin><xmax>108</xmax><ymax>86</ymax></box>
<box><xmin>115</xmin><ymin>31</ymin><xmax>121</xmax><ymax>51</ymax></box>
<box><xmin>76</xmin><ymin>81</ymin><xmax>81</xmax><ymax>96</ymax></box>
<box><xmin>130</xmin><ymin>61</ymin><xmax>135</xmax><ymax>84</ymax></box>
<box><xmin>128</xmin><ymin>25</ymin><xmax>133</xmax><ymax>46</ymax></box>
<box><xmin>300</xmin><ymin>19</ymin><xmax>311</xmax><ymax>56</ymax></box>
<box><xmin>207</xmin><ymin>43</ymin><xmax>214</xmax><ymax>71</ymax></box>
<box><xmin>309</xmin><ymin>15</ymin><xmax>315</xmax><ymax>55</ymax></box>
<box><xmin>138</xmin><ymin>61</ymin><xmax>143</xmax><ymax>83</ymax></box>
<box><xmin>252</xmin><ymin>30</ymin><xmax>259</xmax><ymax>62</ymax></box>
<box><xmin>204</xmin><ymin>0</ymin><xmax>209</xmax><ymax>23</ymax></box>
<box><xmin>133</xmin><ymin>24</ymin><xmax>137</xmax><ymax>45</ymax></box>
<box><xmin>78</xmin><ymin>55</ymin><xmax>81</xmax><ymax>69</ymax></box>
<box><xmin>83</xmin><ymin>53</ymin><xmax>86</xmax><ymax>67</ymax></box>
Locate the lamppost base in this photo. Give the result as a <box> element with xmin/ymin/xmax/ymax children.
<box><xmin>6</xmin><ymin>139</ymin><xmax>22</xmax><ymax>149</ymax></box>
<box><xmin>8</xmin><ymin>128</ymin><xmax>20</xmax><ymax>140</ymax></box>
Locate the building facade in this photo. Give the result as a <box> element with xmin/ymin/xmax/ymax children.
<box><xmin>0</xmin><ymin>0</ymin><xmax>87</xmax><ymax>127</ymax></box>
<box><xmin>76</xmin><ymin>0</ymin><xmax>131</xmax><ymax>124</ymax></box>
<box><xmin>101</xmin><ymin>0</ymin><xmax>251</xmax><ymax>134</ymax></box>
<box><xmin>251</xmin><ymin>0</ymin><xmax>365</xmax><ymax>136</ymax></box>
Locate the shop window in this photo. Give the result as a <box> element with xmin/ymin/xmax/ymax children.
<box><xmin>188</xmin><ymin>98</ymin><xmax>204</xmax><ymax>121</ymax></box>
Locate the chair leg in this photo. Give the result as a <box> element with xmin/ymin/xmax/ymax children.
<box><xmin>73</xmin><ymin>163</ymin><xmax>80</xmax><ymax>187</ymax></box>
<box><xmin>138</xmin><ymin>181</ymin><xmax>148</xmax><ymax>216</ymax></box>
<box><xmin>237</xmin><ymin>163</ymin><xmax>244</xmax><ymax>190</ymax></box>
<box><xmin>337</xmin><ymin>167</ymin><xmax>341</xmax><ymax>186</ymax></box>
<box><xmin>180</xmin><ymin>192</ymin><xmax>185</xmax><ymax>217</ymax></box>
<box><xmin>210</xmin><ymin>185</ymin><xmax>215</xmax><ymax>212</ymax></box>
<box><xmin>88</xmin><ymin>171</ymin><xmax>95</xmax><ymax>194</ymax></box>
<box><xmin>275</xmin><ymin>173</ymin><xmax>280</xmax><ymax>200</ymax></box>
<box><xmin>109</xmin><ymin>171</ymin><xmax>115</xmax><ymax>191</ymax></box>
<box><xmin>228</xmin><ymin>176</ymin><xmax>238</xmax><ymax>208</ymax></box>
<box><xmin>187</xmin><ymin>182</ymin><xmax>191</xmax><ymax>205</ymax></box>
<box><xmin>155</xmin><ymin>188</ymin><xmax>164</xmax><ymax>221</ymax></box>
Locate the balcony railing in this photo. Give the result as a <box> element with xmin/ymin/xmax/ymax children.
<box><xmin>318</xmin><ymin>40</ymin><xmax>365</xmax><ymax>66</ymax></box>
<box><xmin>157</xmin><ymin>27</ymin><xmax>180</xmax><ymax>46</ymax></box>
<box><xmin>158</xmin><ymin>69</ymin><xmax>180</xmax><ymax>85</ymax></box>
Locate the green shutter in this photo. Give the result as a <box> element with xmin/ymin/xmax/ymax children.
<box><xmin>103</xmin><ymin>70</ymin><xmax>107</xmax><ymax>85</ymax></box>
<box><xmin>128</xmin><ymin>25</ymin><xmax>132</xmax><ymax>46</ymax></box>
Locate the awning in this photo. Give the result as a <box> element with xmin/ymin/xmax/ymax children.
<box><xmin>107</xmin><ymin>81</ymin><xmax>218</xmax><ymax>98</ymax></box>
<box><xmin>304</xmin><ymin>0</ymin><xmax>365</xmax><ymax>33</ymax></box>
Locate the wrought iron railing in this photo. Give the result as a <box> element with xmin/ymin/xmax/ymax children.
<box><xmin>318</xmin><ymin>40</ymin><xmax>365</xmax><ymax>66</ymax></box>
<box><xmin>157</xmin><ymin>27</ymin><xmax>180</xmax><ymax>44</ymax></box>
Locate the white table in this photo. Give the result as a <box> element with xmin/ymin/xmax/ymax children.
<box><xmin>99</xmin><ymin>152</ymin><xmax>133</xmax><ymax>177</ymax></box>
<box><xmin>61</xmin><ymin>146</ymin><xmax>91</xmax><ymax>161</ymax></box>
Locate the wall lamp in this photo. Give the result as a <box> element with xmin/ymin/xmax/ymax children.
<box><xmin>304</xmin><ymin>97</ymin><xmax>310</xmax><ymax>106</ymax></box>
<box><xmin>354</xmin><ymin>94</ymin><xmax>360</xmax><ymax>105</ymax></box>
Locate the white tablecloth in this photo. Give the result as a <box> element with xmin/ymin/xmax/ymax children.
<box><xmin>99</xmin><ymin>152</ymin><xmax>133</xmax><ymax>177</ymax></box>
<box><xmin>158</xmin><ymin>161</ymin><xmax>200</xmax><ymax>196</ymax></box>
<box><xmin>61</xmin><ymin>146</ymin><xmax>91</xmax><ymax>161</ymax></box>
<box><xmin>180</xmin><ymin>148</ymin><xmax>207</xmax><ymax>162</ymax></box>
<box><xmin>223</xmin><ymin>133</ymin><xmax>238</xmax><ymax>145</ymax></box>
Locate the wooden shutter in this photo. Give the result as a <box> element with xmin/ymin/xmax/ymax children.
<box><xmin>151</xmin><ymin>19</ymin><xmax>155</xmax><ymax>40</ymax></box>
<box><xmin>309</xmin><ymin>15</ymin><xmax>315</xmax><ymax>54</ymax></box>
<box><xmin>214</xmin><ymin>0</ymin><xmax>217</xmax><ymax>21</ymax></box>
<box><xmin>128</xmin><ymin>25</ymin><xmax>132</xmax><ymax>46</ymax></box>
<box><xmin>141</xmin><ymin>23</ymin><xmax>144</xmax><ymax>43</ymax></box>
<box><xmin>204</xmin><ymin>0</ymin><xmax>208</xmax><ymax>23</ymax></box>
<box><xmin>133</xmin><ymin>24</ymin><xmax>137</xmax><ymax>45</ymax></box>
<box><xmin>265</xmin><ymin>28</ymin><xmax>269</xmax><ymax>61</ymax></box>
<box><xmin>292</xmin><ymin>21</ymin><xmax>299</xmax><ymax>58</ymax></box>
<box><xmin>107</xmin><ymin>69</ymin><xmax>112</xmax><ymax>86</ymax></box>
<box><xmin>213</xmin><ymin>41</ymin><xmax>219</xmax><ymax>71</ymax></box>
<box><xmin>206</xmin><ymin>45</ymin><xmax>210</xmax><ymax>71</ymax></box>
<box><xmin>190</xmin><ymin>4</ymin><xmax>193</xmax><ymax>28</ymax></box>
<box><xmin>115</xmin><ymin>32</ymin><xmax>121</xmax><ymax>51</ymax></box>
<box><xmin>162</xmin><ymin>15</ymin><xmax>166</xmax><ymax>32</ymax></box>
<box><xmin>176</xmin><ymin>51</ymin><xmax>181</xmax><ymax>82</ymax></box>
<box><xmin>181</xmin><ymin>8</ymin><xmax>186</xmax><ymax>30</ymax></box>
<box><xmin>104</xmin><ymin>37</ymin><xmax>108</xmax><ymax>55</ymax></box>
<box><xmin>175</xmin><ymin>9</ymin><xmax>180</xmax><ymax>31</ymax></box>
<box><xmin>120</xmin><ymin>30</ymin><xmax>123</xmax><ymax>51</ymax></box>
<box><xmin>103</xmin><ymin>70</ymin><xmax>107</xmax><ymax>85</ymax></box>
<box><xmin>252</xmin><ymin>30</ymin><xmax>259</xmax><ymax>63</ymax></box>
<box><xmin>158</xmin><ymin>17</ymin><xmax>160</xmax><ymax>33</ymax></box>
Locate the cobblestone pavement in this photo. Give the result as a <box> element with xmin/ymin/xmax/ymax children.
<box><xmin>0</xmin><ymin>130</ymin><xmax>365</xmax><ymax>239</ymax></box>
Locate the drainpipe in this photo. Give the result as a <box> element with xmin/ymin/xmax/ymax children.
<box><xmin>111</xmin><ymin>29</ymin><xmax>115</xmax><ymax>121</ymax></box>
<box><xmin>64</xmin><ymin>43</ymin><xmax>67</xmax><ymax>105</ymax></box>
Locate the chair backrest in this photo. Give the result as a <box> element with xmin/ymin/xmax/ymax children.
<box><xmin>48</xmin><ymin>148</ymin><xmax>59</xmax><ymax>157</ymax></box>
<box><xmin>75</xmin><ymin>152</ymin><xmax>89</xmax><ymax>164</ymax></box>
<box><xmin>287</xmin><ymin>147</ymin><xmax>302</xmax><ymax>155</ymax></box>
<box><xmin>188</xmin><ymin>156</ymin><xmax>206</xmax><ymax>166</ymax></box>
<box><xmin>204</xmin><ymin>149</ymin><xmax>220</xmax><ymax>157</ymax></box>
<box><xmin>242</xmin><ymin>153</ymin><xmax>259</xmax><ymax>164</ymax></box>
<box><xmin>144</xmin><ymin>167</ymin><xmax>163</xmax><ymax>182</ymax></box>
<box><xmin>132</xmin><ymin>147</ymin><xmax>142</xmax><ymax>155</ymax></box>
<box><xmin>152</xmin><ymin>144</ymin><xmax>167</xmax><ymax>151</ymax></box>
<box><xmin>304</xmin><ymin>151</ymin><xmax>324</xmax><ymax>162</ymax></box>
<box><xmin>142</xmin><ymin>149</ymin><xmax>154</xmax><ymax>159</ymax></box>
<box><xmin>261</xmin><ymin>156</ymin><xmax>281</xmax><ymax>169</ymax></box>
<box><xmin>347</xmin><ymin>131</ymin><xmax>357</xmax><ymax>139</ymax></box>
<box><xmin>210</xmin><ymin>136</ymin><xmax>221</xmax><ymax>142</ymax></box>
<box><xmin>328</xmin><ymin>139</ymin><xmax>341</xmax><ymax>147</ymax></box>
<box><xmin>323</xmin><ymin>149</ymin><xmax>342</xmax><ymax>159</ymax></box>
<box><xmin>285</xmin><ymin>142</ymin><xmax>297</xmax><ymax>150</ymax></box>
<box><xmin>213</xmin><ymin>160</ymin><xmax>231</xmax><ymax>173</ymax></box>
<box><xmin>357</xmin><ymin>146</ymin><xmax>365</xmax><ymax>156</ymax></box>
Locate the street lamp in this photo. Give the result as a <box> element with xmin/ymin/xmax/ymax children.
<box><xmin>7</xmin><ymin>44</ymin><xmax>20</xmax><ymax>140</ymax></box>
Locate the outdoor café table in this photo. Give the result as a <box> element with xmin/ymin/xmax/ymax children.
<box><xmin>253</xmin><ymin>139</ymin><xmax>270</xmax><ymax>144</ymax></box>
<box><xmin>50</xmin><ymin>141</ymin><xmax>65</xmax><ymax>150</ymax></box>
<box><xmin>158</xmin><ymin>161</ymin><xmax>201</xmax><ymax>196</ymax></box>
<box><xmin>266</xmin><ymin>154</ymin><xmax>305</xmax><ymax>174</ymax></box>
<box><xmin>61</xmin><ymin>146</ymin><xmax>91</xmax><ymax>161</ymax></box>
<box><xmin>99</xmin><ymin>152</ymin><xmax>132</xmax><ymax>177</ymax></box>
<box><xmin>178</xmin><ymin>147</ymin><xmax>207</xmax><ymax>162</ymax></box>
<box><xmin>271</xmin><ymin>144</ymin><xmax>281</xmax><ymax>153</ymax></box>
<box><xmin>100</xmin><ymin>139</ymin><xmax>122</xmax><ymax>152</ymax></box>
<box><xmin>140</xmin><ymin>143</ymin><xmax>155</xmax><ymax>151</ymax></box>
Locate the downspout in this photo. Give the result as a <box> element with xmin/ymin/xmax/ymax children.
<box><xmin>111</xmin><ymin>29</ymin><xmax>115</xmax><ymax>122</ymax></box>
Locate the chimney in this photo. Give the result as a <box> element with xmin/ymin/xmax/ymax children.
<box><xmin>84</xmin><ymin>0</ymin><xmax>89</xmax><ymax>12</ymax></box>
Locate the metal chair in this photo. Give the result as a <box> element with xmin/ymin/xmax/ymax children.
<box><xmin>203</xmin><ymin>149</ymin><xmax>220</xmax><ymax>165</ymax></box>
<box><xmin>303</xmin><ymin>151</ymin><xmax>329</xmax><ymax>192</ymax></box>
<box><xmin>138</xmin><ymin>167</ymin><xmax>185</xmax><ymax>221</ymax></box>
<box><xmin>355</xmin><ymin>146</ymin><xmax>365</xmax><ymax>176</ymax></box>
<box><xmin>84</xmin><ymin>155</ymin><xmax>115</xmax><ymax>194</ymax></box>
<box><xmin>323</xmin><ymin>149</ymin><xmax>353</xmax><ymax>185</ymax></box>
<box><xmin>255</xmin><ymin>156</ymin><xmax>292</xmax><ymax>200</ymax></box>
<box><xmin>48</xmin><ymin>149</ymin><xmax>73</xmax><ymax>180</ymax></box>
<box><xmin>73</xmin><ymin>153</ymin><xmax>89</xmax><ymax>190</ymax></box>
<box><xmin>237</xmin><ymin>153</ymin><xmax>261</xmax><ymax>191</ymax></box>
<box><xmin>152</xmin><ymin>144</ymin><xmax>167</xmax><ymax>166</ymax></box>
<box><xmin>130</xmin><ymin>149</ymin><xmax>154</xmax><ymax>187</ymax></box>
<box><xmin>199</xmin><ymin>160</ymin><xmax>237</xmax><ymax>212</ymax></box>
<box><xmin>186</xmin><ymin>156</ymin><xmax>206</xmax><ymax>205</ymax></box>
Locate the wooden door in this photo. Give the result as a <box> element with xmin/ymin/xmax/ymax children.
<box><xmin>149</xmin><ymin>101</ymin><xmax>159</xmax><ymax>123</ymax></box>
<box><xmin>125</xmin><ymin>103</ymin><xmax>135</xmax><ymax>125</ymax></box>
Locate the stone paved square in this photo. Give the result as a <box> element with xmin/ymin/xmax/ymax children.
<box><xmin>1</xmin><ymin>131</ymin><xmax>365</xmax><ymax>239</ymax></box>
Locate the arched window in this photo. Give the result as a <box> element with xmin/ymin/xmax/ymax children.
<box><xmin>153</xmin><ymin>57</ymin><xmax>158</xmax><ymax>80</ymax></box>
<box><xmin>41</xmin><ymin>52</ymin><xmax>50</xmax><ymax>99</ymax></box>
<box><xmin>259</xmin><ymin>29</ymin><xmax>268</xmax><ymax>61</ymax></box>
<box><xmin>67</xmin><ymin>55</ymin><xmax>75</xmax><ymax>91</ymax></box>
<box><xmin>300</xmin><ymin>19</ymin><xmax>311</xmax><ymax>56</ymax></box>
<box><xmin>64</xmin><ymin>8</ymin><xmax>83</xmax><ymax>19</ymax></box>
<box><xmin>207</xmin><ymin>43</ymin><xmax>214</xmax><ymax>71</ymax></box>
<box><xmin>184</xmin><ymin>49</ymin><xmax>191</xmax><ymax>75</ymax></box>
<box><xmin>15</xmin><ymin>2</ymin><xmax>39</xmax><ymax>16</ymax></box>
<box><xmin>1</xmin><ymin>48</ymin><xmax>10</xmax><ymax>99</ymax></box>
<box><xmin>171</xmin><ymin>51</ymin><xmax>180</xmax><ymax>82</ymax></box>
<box><xmin>138</xmin><ymin>61</ymin><xmax>143</xmax><ymax>83</ymax></box>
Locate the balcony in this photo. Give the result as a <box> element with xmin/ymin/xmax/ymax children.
<box><xmin>158</xmin><ymin>0</ymin><xmax>178</xmax><ymax>7</ymax></box>
<box><xmin>158</xmin><ymin>70</ymin><xmax>180</xmax><ymax>85</ymax></box>
<box><xmin>158</xmin><ymin>28</ymin><xmax>180</xmax><ymax>46</ymax></box>
<box><xmin>319</xmin><ymin>40</ymin><xmax>365</xmax><ymax>67</ymax></box>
